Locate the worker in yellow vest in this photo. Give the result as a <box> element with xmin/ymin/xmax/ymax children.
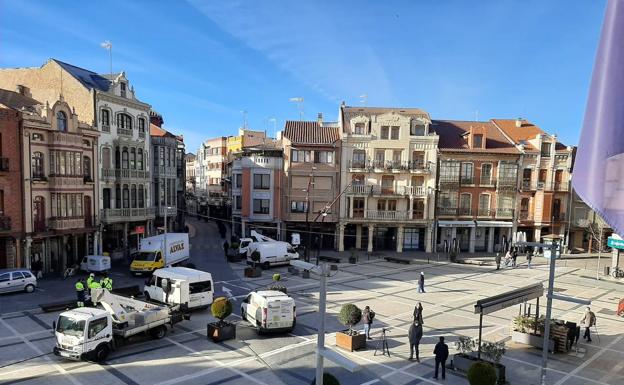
<box><xmin>86</xmin><ymin>273</ymin><xmax>95</xmax><ymax>288</ymax></box>
<box><xmin>75</xmin><ymin>278</ymin><xmax>86</xmax><ymax>307</ymax></box>
<box><xmin>100</xmin><ymin>273</ymin><xmax>113</xmax><ymax>290</ymax></box>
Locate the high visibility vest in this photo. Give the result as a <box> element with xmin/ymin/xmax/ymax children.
<box><xmin>89</xmin><ymin>281</ymin><xmax>101</xmax><ymax>289</ymax></box>
<box><xmin>75</xmin><ymin>282</ymin><xmax>84</xmax><ymax>291</ymax></box>
<box><xmin>101</xmin><ymin>278</ymin><xmax>112</xmax><ymax>290</ymax></box>
<box><xmin>87</xmin><ymin>277</ymin><xmax>94</xmax><ymax>286</ymax></box>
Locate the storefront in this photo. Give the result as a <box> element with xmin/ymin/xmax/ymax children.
<box><xmin>403</xmin><ymin>227</ymin><xmax>426</xmax><ymax>251</ymax></box>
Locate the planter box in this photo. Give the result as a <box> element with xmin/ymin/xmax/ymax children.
<box><xmin>244</xmin><ymin>267</ymin><xmax>262</xmax><ymax>278</ymax></box>
<box><xmin>336</xmin><ymin>331</ymin><xmax>366</xmax><ymax>352</ymax></box>
<box><xmin>207</xmin><ymin>322</ymin><xmax>236</xmax><ymax>342</ymax></box>
<box><xmin>512</xmin><ymin>330</ymin><xmax>555</xmax><ymax>352</ymax></box>
<box><xmin>452</xmin><ymin>353</ymin><xmax>506</xmax><ymax>384</ymax></box>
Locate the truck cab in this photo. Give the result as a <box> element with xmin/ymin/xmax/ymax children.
<box><xmin>241</xmin><ymin>290</ymin><xmax>296</xmax><ymax>334</ymax></box>
<box><xmin>53</xmin><ymin>307</ymin><xmax>113</xmax><ymax>361</ymax></box>
<box><xmin>130</xmin><ymin>233</ymin><xmax>189</xmax><ymax>275</ymax></box>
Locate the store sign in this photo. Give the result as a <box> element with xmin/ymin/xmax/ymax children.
<box><xmin>607</xmin><ymin>237</ymin><xmax>624</xmax><ymax>250</ymax></box>
<box><xmin>134</xmin><ymin>226</ymin><xmax>145</xmax><ymax>234</ymax></box>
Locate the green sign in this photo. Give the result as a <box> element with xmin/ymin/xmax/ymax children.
<box><xmin>607</xmin><ymin>237</ymin><xmax>624</xmax><ymax>250</ymax></box>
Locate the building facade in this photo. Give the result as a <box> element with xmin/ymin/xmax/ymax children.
<box><xmin>567</xmin><ymin>188</ymin><xmax>612</xmax><ymax>253</ymax></box>
<box><xmin>230</xmin><ymin>145</ymin><xmax>283</xmax><ymax>239</ymax></box>
<box><xmin>226</xmin><ymin>129</ymin><xmax>266</xmax><ymax>155</ymax></box>
<box><xmin>0</xmin><ymin>89</ymin><xmax>27</xmax><ymax>269</ymax></box>
<box><xmin>338</xmin><ymin>106</ymin><xmax>439</xmax><ymax>253</ymax></box>
<box><xmin>493</xmin><ymin>119</ymin><xmax>574</xmax><ymax>244</ymax></box>
<box><xmin>150</xmin><ymin>123</ymin><xmax>180</xmax><ymax>232</ymax></box>
<box><xmin>0</xmin><ymin>59</ymin><xmax>155</xmax><ymax>258</ymax></box>
<box><xmin>185</xmin><ymin>153</ymin><xmax>196</xmax><ymax>193</ymax></box>
<box><xmin>282</xmin><ymin>117</ymin><xmax>341</xmax><ymax>252</ymax></box>
<box><xmin>432</xmin><ymin>120</ymin><xmax>520</xmax><ymax>253</ymax></box>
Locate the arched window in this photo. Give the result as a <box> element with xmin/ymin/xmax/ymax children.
<box><xmin>115</xmin><ymin>184</ymin><xmax>121</xmax><ymax>209</ymax></box>
<box><xmin>138</xmin><ymin>118</ymin><xmax>145</xmax><ymax>133</ymax></box>
<box><xmin>33</xmin><ymin>196</ymin><xmax>45</xmax><ymax>232</ymax></box>
<box><xmin>32</xmin><ymin>152</ymin><xmax>44</xmax><ymax>178</ymax></box>
<box><xmin>117</xmin><ymin>113</ymin><xmax>132</xmax><ymax>129</ymax></box>
<box><xmin>101</xmin><ymin>109</ymin><xmax>110</xmax><ymax>126</ymax></box>
<box><xmin>56</xmin><ymin>111</ymin><xmax>67</xmax><ymax>132</ymax></box>
<box><xmin>137</xmin><ymin>149</ymin><xmax>144</xmax><ymax>170</ymax></box>
<box><xmin>131</xmin><ymin>185</ymin><xmax>137</xmax><ymax>208</ymax></box>
<box><xmin>130</xmin><ymin>148</ymin><xmax>136</xmax><ymax>169</ymax></box>
<box><xmin>122</xmin><ymin>147</ymin><xmax>129</xmax><ymax>169</ymax></box>
<box><xmin>138</xmin><ymin>185</ymin><xmax>145</xmax><ymax>208</ymax></box>
<box><xmin>83</xmin><ymin>156</ymin><xmax>91</xmax><ymax>180</ymax></box>
<box><xmin>123</xmin><ymin>185</ymin><xmax>129</xmax><ymax>208</ymax></box>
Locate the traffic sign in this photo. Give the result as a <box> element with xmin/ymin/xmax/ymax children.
<box><xmin>607</xmin><ymin>237</ymin><xmax>624</xmax><ymax>250</ymax></box>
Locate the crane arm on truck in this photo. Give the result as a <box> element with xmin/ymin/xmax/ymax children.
<box><xmin>250</xmin><ymin>230</ymin><xmax>275</xmax><ymax>243</ymax></box>
<box><xmin>91</xmin><ymin>288</ymin><xmax>170</xmax><ymax>323</ymax></box>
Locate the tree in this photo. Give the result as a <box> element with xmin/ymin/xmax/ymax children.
<box><xmin>338</xmin><ymin>304</ymin><xmax>362</xmax><ymax>336</ymax></box>
<box><xmin>211</xmin><ymin>297</ymin><xmax>232</xmax><ymax>326</ymax></box>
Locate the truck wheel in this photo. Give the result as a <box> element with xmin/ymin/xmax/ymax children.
<box><xmin>150</xmin><ymin>325</ymin><xmax>167</xmax><ymax>340</ymax></box>
<box><xmin>241</xmin><ymin>308</ymin><xmax>246</xmax><ymax>321</ymax></box>
<box><xmin>93</xmin><ymin>344</ymin><xmax>109</xmax><ymax>362</ymax></box>
<box><xmin>262</xmin><ymin>262</ymin><xmax>270</xmax><ymax>270</ymax></box>
<box><xmin>144</xmin><ymin>293</ymin><xmax>151</xmax><ymax>301</ymax></box>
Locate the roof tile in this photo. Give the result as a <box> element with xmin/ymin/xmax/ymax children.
<box><xmin>283</xmin><ymin>121</ymin><xmax>340</xmax><ymax>144</ymax></box>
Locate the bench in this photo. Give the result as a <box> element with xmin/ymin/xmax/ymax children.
<box><xmin>318</xmin><ymin>255</ymin><xmax>341</xmax><ymax>264</ymax></box>
<box><xmin>384</xmin><ymin>256</ymin><xmax>411</xmax><ymax>264</ymax></box>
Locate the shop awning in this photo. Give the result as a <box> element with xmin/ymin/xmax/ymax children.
<box><xmin>438</xmin><ymin>220</ymin><xmax>475</xmax><ymax>228</ymax></box>
<box><xmin>475</xmin><ymin>221</ymin><xmax>513</xmax><ymax>228</ymax></box>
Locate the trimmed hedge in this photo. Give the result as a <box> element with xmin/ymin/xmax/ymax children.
<box><xmin>310</xmin><ymin>373</ymin><xmax>340</xmax><ymax>385</ymax></box>
<box><xmin>467</xmin><ymin>361</ymin><xmax>497</xmax><ymax>385</ymax></box>
<box><xmin>211</xmin><ymin>297</ymin><xmax>232</xmax><ymax>323</ymax></box>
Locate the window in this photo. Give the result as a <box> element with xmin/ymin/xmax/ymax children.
<box><xmin>354</xmin><ymin>122</ymin><xmax>366</xmax><ymax>134</ymax></box>
<box><xmin>479</xmin><ymin>194</ymin><xmax>490</xmax><ymax>215</ymax></box>
<box><xmin>159</xmin><ymin>147</ymin><xmax>165</xmax><ymax>167</ymax></box>
<box><xmin>117</xmin><ymin>113</ymin><xmax>132</xmax><ymax>129</ymax></box>
<box><xmin>392</xmin><ymin>150</ymin><xmax>401</xmax><ymax>164</ymax></box>
<box><xmin>377</xmin><ymin>199</ymin><xmax>386</xmax><ymax>211</ymax></box>
<box><xmin>115</xmin><ymin>147</ymin><xmax>120</xmax><ymax>169</ymax></box>
<box><xmin>481</xmin><ymin>163</ymin><xmax>492</xmax><ymax>185</ymax></box>
<box><xmin>137</xmin><ymin>149</ymin><xmax>144</xmax><ymax>170</ymax></box>
<box><xmin>138</xmin><ymin>185</ymin><xmax>144</xmax><ymax>208</ymax></box>
<box><xmin>75</xmin><ymin>153</ymin><xmax>82</xmax><ymax>176</ymax></box>
<box><xmin>473</xmin><ymin>134</ymin><xmax>483</xmax><ymax>148</ymax></box>
<box><xmin>189</xmin><ymin>281</ymin><xmax>212</xmax><ymax>294</ymax></box>
<box><xmin>234</xmin><ymin>195</ymin><xmax>242</xmax><ymax>210</ymax></box>
<box><xmin>123</xmin><ymin>186</ymin><xmax>129</xmax><ymax>208</ymax></box>
<box><xmin>438</xmin><ymin>191</ymin><xmax>458</xmax><ymax>208</ymax></box>
<box><xmin>381</xmin><ymin>175</ymin><xmax>394</xmax><ymax>194</ymax></box>
<box><xmin>122</xmin><ymin>148</ymin><xmax>129</xmax><ymax>169</ymax></box>
<box><xmin>12</xmin><ymin>272</ymin><xmax>24</xmax><ymax>280</ymax></box>
<box><xmin>32</xmin><ymin>152</ymin><xmax>44</xmax><ymax>178</ymax></box>
<box><xmin>440</xmin><ymin>160</ymin><xmax>460</xmax><ymax>182</ymax></box>
<box><xmin>76</xmin><ymin>194</ymin><xmax>82</xmax><ymax>216</ymax></box>
<box><xmin>131</xmin><ymin>185</ymin><xmax>136</xmax><ymax>208</ymax></box>
<box><xmin>0</xmin><ymin>273</ymin><xmax>9</xmax><ymax>282</ymax></box>
<box><xmin>390</xmin><ymin>126</ymin><xmax>400</xmax><ymax>140</ymax></box>
<box><xmin>380</xmin><ymin>126</ymin><xmax>389</xmax><ymax>139</ymax></box>
<box><xmin>138</xmin><ymin>118</ymin><xmax>145</xmax><ymax>133</ymax></box>
<box><xmin>57</xmin><ymin>111</ymin><xmax>67</xmax><ymax>132</ymax></box>
<box><xmin>88</xmin><ymin>318</ymin><xmax>108</xmax><ymax>339</ymax></box>
<box><xmin>459</xmin><ymin>193</ymin><xmax>471</xmax><ymax>215</ymax></box>
<box><xmin>235</xmin><ymin>174</ymin><xmax>242</xmax><ymax>188</ymax></box>
<box><xmin>167</xmin><ymin>148</ymin><xmax>172</xmax><ymax>167</ymax></box>
<box><xmin>315</xmin><ymin>151</ymin><xmax>334</xmax><ymax>164</ymax></box>
<box><xmin>291</xmin><ymin>201</ymin><xmax>308</xmax><ymax>213</ymax></box>
<box><xmin>32</xmin><ymin>133</ymin><xmax>44</xmax><ymax>141</ymax></box>
<box><xmin>253</xmin><ymin>174</ymin><xmax>270</xmax><ymax>189</ymax></box>
<box><xmin>387</xmin><ymin>199</ymin><xmax>396</xmax><ymax>211</ymax></box>
<box><xmin>375</xmin><ymin>150</ymin><xmax>385</xmax><ymax>163</ymax></box>
<box><xmin>120</xmin><ymin>82</ymin><xmax>127</xmax><ymax>98</ymax></box>
<box><xmin>541</xmin><ymin>142</ymin><xmax>551</xmax><ymax>157</ymax></box>
<box><xmin>0</xmin><ymin>190</ymin><xmax>4</xmax><ymax>215</ymax></box>
<box><xmin>101</xmin><ymin>109</ymin><xmax>110</xmax><ymax>126</ymax></box>
<box><xmin>410</xmin><ymin>123</ymin><xmax>425</xmax><ymax>136</ymax></box>
<box><xmin>68</xmin><ymin>152</ymin><xmax>75</xmax><ymax>176</ymax></box>
<box><xmin>461</xmin><ymin>163</ymin><xmax>474</xmax><ymax>184</ymax></box>
<box><xmin>291</xmin><ymin>150</ymin><xmax>311</xmax><ymax>163</ymax></box>
<box><xmin>352</xmin><ymin>150</ymin><xmax>366</xmax><ymax>167</ymax></box>
<box><xmin>253</xmin><ymin>199</ymin><xmax>270</xmax><ymax>214</ymax></box>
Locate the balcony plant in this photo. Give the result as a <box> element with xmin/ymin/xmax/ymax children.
<box><xmin>336</xmin><ymin>304</ymin><xmax>365</xmax><ymax>351</ymax></box>
<box><xmin>244</xmin><ymin>251</ymin><xmax>262</xmax><ymax>278</ymax></box>
<box><xmin>452</xmin><ymin>336</ymin><xmax>506</xmax><ymax>384</ymax></box>
<box><xmin>207</xmin><ymin>297</ymin><xmax>236</xmax><ymax>342</ymax></box>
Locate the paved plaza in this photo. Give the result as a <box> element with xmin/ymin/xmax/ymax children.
<box><xmin>1</xmin><ymin>241</ymin><xmax>623</xmax><ymax>385</ymax></box>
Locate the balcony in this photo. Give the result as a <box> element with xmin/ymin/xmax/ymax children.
<box><xmin>460</xmin><ymin>177</ymin><xmax>474</xmax><ymax>185</ymax></box>
<box><xmin>521</xmin><ymin>180</ymin><xmax>532</xmax><ymax>190</ymax></box>
<box><xmin>347</xmin><ymin>160</ymin><xmax>367</xmax><ymax>170</ymax></box>
<box><xmin>139</xmin><ymin>131</ymin><xmax>145</xmax><ymax>139</ymax></box>
<box><xmin>49</xmin><ymin>217</ymin><xmax>85</xmax><ymax>230</ymax></box>
<box><xmin>48</xmin><ymin>175</ymin><xmax>85</xmax><ymax>188</ymax></box>
<box><xmin>458</xmin><ymin>207</ymin><xmax>472</xmax><ymax>216</ymax></box>
<box><xmin>365</xmin><ymin>210</ymin><xmax>408</xmax><ymax>221</ymax></box>
<box><xmin>101</xmin><ymin>207</ymin><xmax>156</xmax><ymax>223</ymax></box>
<box><xmin>157</xmin><ymin>206</ymin><xmax>177</xmax><ymax>217</ymax></box>
<box><xmin>496</xmin><ymin>208</ymin><xmax>514</xmax><ymax>218</ymax></box>
<box><xmin>552</xmin><ymin>213</ymin><xmax>566</xmax><ymax>222</ymax></box>
<box><xmin>439</xmin><ymin>177</ymin><xmax>459</xmax><ymax>187</ymax></box>
<box><xmin>101</xmin><ymin>168</ymin><xmax>150</xmax><ymax>181</ymax></box>
<box><xmin>498</xmin><ymin>177</ymin><xmax>517</xmax><ymax>190</ymax></box>
<box><xmin>477</xmin><ymin>209</ymin><xmax>493</xmax><ymax>217</ymax></box>
<box><xmin>153</xmin><ymin>166</ymin><xmax>177</xmax><ymax>178</ymax></box>
<box><xmin>519</xmin><ymin>210</ymin><xmax>533</xmax><ymax>221</ymax></box>
<box><xmin>371</xmin><ymin>185</ymin><xmax>399</xmax><ymax>196</ymax></box>
<box><xmin>554</xmin><ymin>182</ymin><xmax>568</xmax><ymax>191</ymax></box>
<box><xmin>402</xmin><ymin>186</ymin><xmax>427</xmax><ymax>196</ymax></box>
<box><xmin>574</xmin><ymin>218</ymin><xmax>590</xmax><ymax>227</ymax></box>
<box><xmin>118</xmin><ymin>128</ymin><xmax>133</xmax><ymax>137</ymax></box>
<box><xmin>537</xmin><ymin>181</ymin><xmax>546</xmax><ymax>190</ymax></box>
<box><xmin>347</xmin><ymin>160</ymin><xmax>430</xmax><ymax>173</ymax></box>
<box><xmin>101</xmin><ymin>125</ymin><xmax>110</xmax><ymax>133</ymax></box>
<box><xmin>0</xmin><ymin>158</ymin><xmax>8</xmax><ymax>171</ymax></box>
<box><xmin>412</xmin><ymin>210</ymin><xmax>424</xmax><ymax>220</ymax></box>
<box><xmin>347</xmin><ymin>184</ymin><xmax>372</xmax><ymax>195</ymax></box>
<box><xmin>0</xmin><ymin>216</ymin><xmax>11</xmax><ymax>231</ymax></box>
<box><xmin>438</xmin><ymin>207</ymin><xmax>458</xmax><ymax>216</ymax></box>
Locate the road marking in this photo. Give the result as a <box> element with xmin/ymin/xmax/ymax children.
<box><xmin>221</xmin><ymin>285</ymin><xmax>233</xmax><ymax>298</ymax></box>
<box><xmin>0</xmin><ymin>316</ymin><xmax>83</xmax><ymax>385</ymax></box>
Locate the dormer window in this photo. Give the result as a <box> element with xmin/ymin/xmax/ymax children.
<box><xmin>390</xmin><ymin>126</ymin><xmax>400</xmax><ymax>140</ymax></box>
<box><xmin>410</xmin><ymin>123</ymin><xmax>425</xmax><ymax>136</ymax></box>
<box><xmin>354</xmin><ymin>122</ymin><xmax>366</xmax><ymax>135</ymax></box>
<box><xmin>541</xmin><ymin>142</ymin><xmax>551</xmax><ymax>157</ymax></box>
<box><xmin>56</xmin><ymin>111</ymin><xmax>67</xmax><ymax>132</ymax></box>
<box><xmin>120</xmin><ymin>82</ymin><xmax>127</xmax><ymax>98</ymax></box>
<box><xmin>473</xmin><ymin>134</ymin><xmax>483</xmax><ymax>149</ymax></box>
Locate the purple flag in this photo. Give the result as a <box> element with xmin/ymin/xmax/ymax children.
<box><xmin>573</xmin><ymin>0</ymin><xmax>624</xmax><ymax>236</ymax></box>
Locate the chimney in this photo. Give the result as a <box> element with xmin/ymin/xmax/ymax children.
<box><xmin>317</xmin><ymin>112</ymin><xmax>323</xmax><ymax>125</ymax></box>
<box><xmin>515</xmin><ymin>118</ymin><xmax>523</xmax><ymax>128</ymax></box>
<box><xmin>15</xmin><ymin>85</ymin><xmax>29</xmax><ymax>96</ymax></box>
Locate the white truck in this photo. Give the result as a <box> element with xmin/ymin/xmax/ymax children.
<box><xmin>130</xmin><ymin>233</ymin><xmax>190</xmax><ymax>275</ymax></box>
<box><xmin>237</xmin><ymin>230</ymin><xmax>274</xmax><ymax>256</ymax></box>
<box><xmin>241</xmin><ymin>290</ymin><xmax>296</xmax><ymax>334</ymax></box>
<box><xmin>144</xmin><ymin>267</ymin><xmax>214</xmax><ymax>310</ymax></box>
<box><xmin>53</xmin><ymin>288</ymin><xmax>187</xmax><ymax>362</ymax></box>
<box><xmin>246</xmin><ymin>242</ymin><xmax>299</xmax><ymax>269</ymax></box>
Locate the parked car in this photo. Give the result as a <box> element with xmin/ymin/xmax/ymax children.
<box><xmin>0</xmin><ymin>268</ymin><xmax>37</xmax><ymax>294</ymax></box>
<box><xmin>241</xmin><ymin>290</ymin><xmax>296</xmax><ymax>334</ymax></box>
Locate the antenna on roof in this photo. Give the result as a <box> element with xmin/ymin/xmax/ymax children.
<box><xmin>289</xmin><ymin>97</ymin><xmax>304</xmax><ymax>121</ymax></box>
<box><xmin>474</xmin><ymin>110</ymin><xmax>479</xmax><ymax>122</ymax></box>
<box><xmin>241</xmin><ymin>110</ymin><xmax>248</xmax><ymax>129</ymax></box>
<box><xmin>359</xmin><ymin>94</ymin><xmax>368</xmax><ymax>106</ymax></box>
<box><xmin>100</xmin><ymin>40</ymin><xmax>113</xmax><ymax>77</ymax></box>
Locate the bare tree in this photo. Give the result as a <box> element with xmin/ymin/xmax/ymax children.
<box><xmin>585</xmin><ymin>214</ymin><xmax>606</xmax><ymax>279</ymax></box>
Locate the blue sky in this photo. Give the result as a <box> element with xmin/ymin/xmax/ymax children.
<box><xmin>0</xmin><ymin>0</ymin><xmax>606</xmax><ymax>152</ymax></box>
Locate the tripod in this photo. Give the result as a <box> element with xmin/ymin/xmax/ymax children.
<box><xmin>374</xmin><ymin>328</ymin><xmax>390</xmax><ymax>357</ymax></box>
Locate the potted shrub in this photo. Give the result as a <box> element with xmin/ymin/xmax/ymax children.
<box><xmin>268</xmin><ymin>273</ymin><xmax>287</xmax><ymax>294</ymax></box>
<box><xmin>453</xmin><ymin>337</ymin><xmax>506</xmax><ymax>384</ymax></box>
<box><xmin>481</xmin><ymin>341</ymin><xmax>506</xmax><ymax>384</ymax></box>
<box><xmin>335</xmin><ymin>304</ymin><xmax>366</xmax><ymax>351</ymax></box>
<box><xmin>348</xmin><ymin>248</ymin><xmax>357</xmax><ymax>264</ymax></box>
<box><xmin>244</xmin><ymin>251</ymin><xmax>262</xmax><ymax>278</ymax></box>
<box><xmin>453</xmin><ymin>336</ymin><xmax>478</xmax><ymax>372</ymax></box>
<box><xmin>310</xmin><ymin>372</ymin><xmax>340</xmax><ymax>385</ymax></box>
<box><xmin>207</xmin><ymin>297</ymin><xmax>236</xmax><ymax>342</ymax></box>
<box><xmin>511</xmin><ymin>315</ymin><xmax>554</xmax><ymax>352</ymax></box>
<box><xmin>467</xmin><ymin>362</ymin><xmax>497</xmax><ymax>385</ymax></box>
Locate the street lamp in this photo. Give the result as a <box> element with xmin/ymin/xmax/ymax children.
<box><xmin>290</xmin><ymin>260</ymin><xmax>360</xmax><ymax>385</ymax></box>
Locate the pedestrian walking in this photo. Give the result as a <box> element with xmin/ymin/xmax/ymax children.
<box><xmin>504</xmin><ymin>249</ymin><xmax>512</xmax><ymax>267</ymax></box>
<box><xmin>495</xmin><ymin>253</ymin><xmax>501</xmax><ymax>270</ymax></box>
<box><xmin>413</xmin><ymin>302</ymin><xmax>424</xmax><ymax>325</ymax></box>
<box><xmin>223</xmin><ymin>241</ymin><xmax>229</xmax><ymax>258</ymax></box>
<box><xmin>75</xmin><ymin>278</ymin><xmax>86</xmax><ymax>307</ymax></box>
<box><xmin>512</xmin><ymin>247</ymin><xmax>518</xmax><ymax>267</ymax></box>
<box><xmin>32</xmin><ymin>258</ymin><xmax>43</xmax><ymax>279</ymax></box>
<box><xmin>418</xmin><ymin>272</ymin><xmax>425</xmax><ymax>293</ymax></box>
<box><xmin>526</xmin><ymin>252</ymin><xmax>533</xmax><ymax>269</ymax></box>
<box><xmin>408</xmin><ymin>321</ymin><xmax>423</xmax><ymax>361</ymax></box>
<box><xmin>362</xmin><ymin>306</ymin><xmax>375</xmax><ymax>340</ymax></box>
<box><xmin>433</xmin><ymin>336</ymin><xmax>449</xmax><ymax>380</ymax></box>
<box><xmin>581</xmin><ymin>307</ymin><xmax>597</xmax><ymax>342</ymax></box>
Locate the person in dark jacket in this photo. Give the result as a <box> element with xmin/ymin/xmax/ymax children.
<box><xmin>433</xmin><ymin>336</ymin><xmax>449</xmax><ymax>380</ymax></box>
<box><xmin>418</xmin><ymin>272</ymin><xmax>425</xmax><ymax>293</ymax></box>
<box><xmin>511</xmin><ymin>248</ymin><xmax>518</xmax><ymax>267</ymax></box>
<box><xmin>408</xmin><ymin>321</ymin><xmax>423</xmax><ymax>361</ymax></box>
<box><xmin>362</xmin><ymin>306</ymin><xmax>375</xmax><ymax>339</ymax></box>
<box><xmin>495</xmin><ymin>253</ymin><xmax>501</xmax><ymax>270</ymax></box>
<box><xmin>223</xmin><ymin>241</ymin><xmax>229</xmax><ymax>257</ymax></box>
<box><xmin>413</xmin><ymin>302</ymin><xmax>424</xmax><ymax>325</ymax></box>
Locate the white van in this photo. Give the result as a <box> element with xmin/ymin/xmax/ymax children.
<box><xmin>241</xmin><ymin>290</ymin><xmax>296</xmax><ymax>334</ymax></box>
<box><xmin>246</xmin><ymin>242</ymin><xmax>299</xmax><ymax>269</ymax></box>
<box><xmin>80</xmin><ymin>255</ymin><xmax>111</xmax><ymax>273</ymax></box>
<box><xmin>143</xmin><ymin>267</ymin><xmax>213</xmax><ymax>310</ymax></box>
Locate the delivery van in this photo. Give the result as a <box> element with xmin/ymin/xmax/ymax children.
<box><xmin>80</xmin><ymin>255</ymin><xmax>111</xmax><ymax>273</ymax></box>
<box><xmin>241</xmin><ymin>290</ymin><xmax>295</xmax><ymax>334</ymax></box>
<box><xmin>143</xmin><ymin>267</ymin><xmax>213</xmax><ymax>310</ymax></box>
<box><xmin>131</xmin><ymin>233</ymin><xmax>189</xmax><ymax>275</ymax></box>
<box><xmin>246</xmin><ymin>242</ymin><xmax>299</xmax><ymax>269</ymax></box>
